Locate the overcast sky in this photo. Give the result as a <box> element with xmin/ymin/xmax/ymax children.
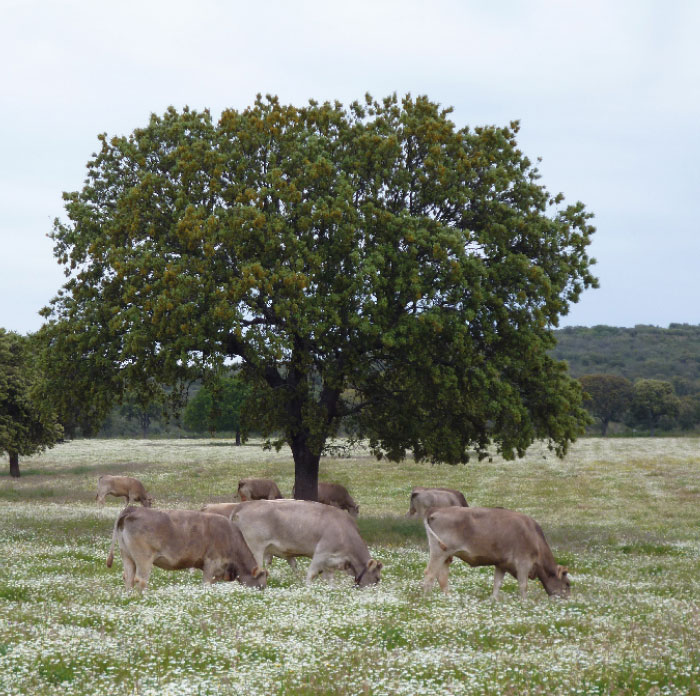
<box><xmin>2</xmin><ymin>0</ymin><xmax>699</xmax><ymax>335</ymax></box>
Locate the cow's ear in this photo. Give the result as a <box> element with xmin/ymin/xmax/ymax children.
<box><xmin>557</xmin><ymin>565</ymin><xmax>569</xmax><ymax>579</ymax></box>
<box><xmin>367</xmin><ymin>559</ymin><xmax>381</xmax><ymax>571</ymax></box>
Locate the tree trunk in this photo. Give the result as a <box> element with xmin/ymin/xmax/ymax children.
<box><xmin>9</xmin><ymin>451</ymin><xmax>20</xmax><ymax>478</ymax></box>
<box><xmin>290</xmin><ymin>433</ymin><xmax>320</xmax><ymax>501</ymax></box>
<box><xmin>601</xmin><ymin>418</ymin><xmax>609</xmax><ymax>437</ymax></box>
<box><xmin>235</xmin><ymin>428</ymin><xmax>241</xmax><ymax>446</ymax></box>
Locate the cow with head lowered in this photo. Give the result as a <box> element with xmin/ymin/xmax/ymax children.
<box><xmin>292</xmin><ymin>481</ymin><xmax>359</xmax><ymax>517</ymax></box>
<box><xmin>106</xmin><ymin>507</ymin><xmax>267</xmax><ymax>590</ymax></box>
<box><xmin>423</xmin><ymin>506</ymin><xmax>570</xmax><ymax>600</ymax></box>
<box><xmin>407</xmin><ymin>486</ymin><xmax>468</xmax><ymax>518</ymax></box>
<box><xmin>237</xmin><ymin>478</ymin><xmax>283</xmax><ymax>501</ymax></box>
<box><xmin>96</xmin><ymin>474</ymin><xmax>153</xmax><ymax>507</ymax></box>
<box><xmin>230</xmin><ymin>500</ymin><xmax>381</xmax><ymax>586</ymax></box>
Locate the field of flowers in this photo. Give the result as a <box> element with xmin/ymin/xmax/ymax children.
<box><xmin>1</xmin><ymin>437</ymin><xmax>699</xmax><ymax>695</ymax></box>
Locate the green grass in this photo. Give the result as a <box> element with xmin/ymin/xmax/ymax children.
<box><xmin>0</xmin><ymin>437</ymin><xmax>699</xmax><ymax>695</ymax></box>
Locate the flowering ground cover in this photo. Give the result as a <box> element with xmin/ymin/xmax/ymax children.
<box><xmin>0</xmin><ymin>438</ymin><xmax>699</xmax><ymax>695</ymax></box>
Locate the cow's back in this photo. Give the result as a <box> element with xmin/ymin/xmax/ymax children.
<box><xmin>427</xmin><ymin>507</ymin><xmax>548</xmax><ymax>566</ymax></box>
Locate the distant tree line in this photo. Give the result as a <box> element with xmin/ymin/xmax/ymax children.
<box><xmin>553</xmin><ymin>325</ymin><xmax>700</xmax><ymax>435</ymax></box>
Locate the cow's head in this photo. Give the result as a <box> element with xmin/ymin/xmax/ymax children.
<box><xmin>238</xmin><ymin>565</ymin><xmax>268</xmax><ymax>590</ymax></box>
<box><xmin>548</xmin><ymin>565</ymin><xmax>571</xmax><ymax>598</ymax></box>
<box><xmin>144</xmin><ymin>496</ymin><xmax>154</xmax><ymax>508</ymax></box>
<box><xmin>355</xmin><ymin>559</ymin><xmax>382</xmax><ymax>587</ymax></box>
<box><xmin>348</xmin><ymin>504</ymin><xmax>360</xmax><ymax>519</ymax></box>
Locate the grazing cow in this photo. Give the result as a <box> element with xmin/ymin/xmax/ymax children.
<box><xmin>231</xmin><ymin>500</ymin><xmax>381</xmax><ymax>586</ymax></box>
<box><xmin>423</xmin><ymin>507</ymin><xmax>570</xmax><ymax>600</ymax></box>
<box><xmin>106</xmin><ymin>507</ymin><xmax>268</xmax><ymax>590</ymax></box>
<box><xmin>237</xmin><ymin>478</ymin><xmax>283</xmax><ymax>501</ymax></box>
<box><xmin>292</xmin><ymin>481</ymin><xmax>359</xmax><ymax>517</ymax></box>
<box><xmin>407</xmin><ymin>486</ymin><xmax>468</xmax><ymax>518</ymax></box>
<box><xmin>96</xmin><ymin>475</ymin><xmax>153</xmax><ymax>507</ymax></box>
<box><xmin>201</xmin><ymin>501</ymin><xmax>297</xmax><ymax>569</ymax></box>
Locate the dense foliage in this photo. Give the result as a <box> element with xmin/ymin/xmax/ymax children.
<box><xmin>183</xmin><ymin>376</ymin><xmax>248</xmax><ymax>443</ymax></box>
<box><xmin>0</xmin><ymin>329</ymin><xmax>63</xmax><ymax>476</ymax></box>
<box><xmin>555</xmin><ymin>325</ymin><xmax>700</xmax><ymax>433</ymax></box>
<box><xmin>42</xmin><ymin>94</ymin><xmax>597</xmax><ymax>496</ymax></box>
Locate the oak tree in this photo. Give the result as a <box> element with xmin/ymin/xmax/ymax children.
<box><xmin>629</xmin><ymin>379</ymin><xmax>680</xmax><ymax>435</ymax></box>
<box><xmin>579</xmin><ymin>374</ymin><xmax>633</xmax><ymax>436</ymax></box>
<box><xmin>0</xmin><ymin>330</ymin><xmax>63</xmax><ymax>477</ymax></box>
<box><xmin>42</xmin><ymin>94</ymin><xmax>597</xmax><ymax>498</ymax></box>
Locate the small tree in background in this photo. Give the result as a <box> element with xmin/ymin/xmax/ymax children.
<box><xmin>184</xmin><ymin>376</ymin><xmax>249</xmax><ymax>444</ymax></box>
<box><xmin>629</xmin><ymin>379</ymin><xmax>681</xmax><ymax>435</ymax></box>
<box><xmin>0</xmin><ymin>330</ymin><xmax>63</xmax><ymax>477</ymax></box>
<box><xmin>579</xmin><ymin>374</ymin><xmax>633</xmax><ymax>436</ymax></box>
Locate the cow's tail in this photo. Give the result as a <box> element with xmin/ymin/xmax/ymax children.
<box><xmin>106</xmin><ymin>507</ymin><xmax>132</xmax><ymax>568</ymax></box>
<box><xmin>423</xmin><ymin>510</ymin><xmax>448</xmax><ymax>552</ymax></box>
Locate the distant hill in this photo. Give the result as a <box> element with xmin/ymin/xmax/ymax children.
<box><xmin>552</xmin><ymin>324</ymin><xmax>700</xmax><ymax>395</ymax></box>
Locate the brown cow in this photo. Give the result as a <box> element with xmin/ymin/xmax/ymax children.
<box><xmin>423</xmin><ymin>507</ymin><xmax>570</xmax><ymax>600</ymax></box>
<box><xmin>292</xmin><ymin>481</ymin><xmax>359</xmax><ymax>517</ymax></box>
<box><xmin>407</xmin><ymin>486</ymin><xmax>468</xmax><ymax>518</ymax></box>
<box><xmin>201</xmin><ymin>501</ymin><xmax>298</xmax><ymax>569</ymax></box>
<box><xmin>96</xmin><ymin>475</ymin><xmax>153</xmax><ymax>507</ymax></box>
<box><xmin>237</xmin><ymin>478</ymin><xmax>283</xmax><ymax>501</ymax></box>
<box><xmin>106</xmin><ymin>507</ymin><xmax>268</xmax><ymax>590</ymax></box>
<box><xmin>231</xmin><ymin>500</ymin><xmax>381</xmax><ymax>586</ymax></box>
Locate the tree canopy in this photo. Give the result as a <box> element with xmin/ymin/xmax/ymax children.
<box><xmin>579</xmin><ymin>374</ymin><xmax>633</xmax><ymax>436</ymax></box>
<box><xmin>41</xmin><ymin>94</ymin><xmax>597</xmax><ymax>498</ymax></box>
<box><xmin>0</xmin><ymin>330</ymin><xmax>63</xmax><ymax>477</ymax></box>
<box><xmin>629</xmin><ymin>379</ymin><xmax>680</xmax><ymax>435</ymax></box>
<box><xmin>183</xmin><ymin>375</ymin><xmax>249</xmax><ymax>443</ymax></box>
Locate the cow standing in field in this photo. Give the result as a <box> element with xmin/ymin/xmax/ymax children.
<box><xmin>96</xmin><ymin>475</ymin><xmax>153</xmax><ymax>507</ymax></box>
<box><xmin>201</xmin><ymin>501</ymin><xmax>298</xmax><ymax>569</ymax></box>
<box><xmin>106</xmin><ymin>507</ymin><xmax>268</xmax><ymax>590</ymax></box>
<box><xmin>231</xmin><ymin>500</ymin><xmax>381</xmax><ymax>586</ymax></box>
<box><xmin>237</xmin><ymin>478</ymin><xmax>283</xmax><ymax>501</ymax></box>
<box><xmin>292</xmin><ymin>481</ymin><xmax>359</xmax><ymax>517</ymax></box>
<box><xmin>407</xmin><ymin>486</ymin><xmax>468</xmax><ymax>518</ymax></box>
<box><xmin>422</xmin><ymin>506</ymin><xmax>570</xmax><ymax>600</ymax></box>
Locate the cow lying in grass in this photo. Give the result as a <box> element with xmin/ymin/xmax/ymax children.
<box><xmin>423</xmin><ymin>506</ymin><xmax>570</xmax><ymax>600</ymax></box>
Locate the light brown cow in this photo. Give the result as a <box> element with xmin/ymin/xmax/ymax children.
<box><xmin>201</xmin><ymin>502</ymin><xmax>298</xmax><ymax>569</ymax></box>
<box><xmin>292</xmin><ymin>481</ymin><xmax>359</xmax><ymax>517</ymax></box>
<box><xmin>423</xmin><ymin>507</ymin><xmax>570</xmax><ymax>600</ymax></box>
<box><xmin>106</xmin><ymin>507</ymin><xmax>268</xmax><ymax>590</ymax></box>
<box><xmin>231</xmin><ymin>500</ymin><xmax>381</xmax><ymax>586</ymax></box>
<box><xmin>96</xmin><ymin>475</ymin><xmax>153</xmax><ymax>507</ymax></box>
<box><xmin>407</xmin><ymin>486</ymin><xmax>468</xmax><ymax>518</ymax></box>
<box><xmin>237</xmin><ymin>478</ymin><xmax>283</xmax><ymax>501</ymax></box>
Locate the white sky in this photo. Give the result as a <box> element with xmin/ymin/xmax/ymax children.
<box><xmin>1</xmin><ymin>0</ymin><xmax>699</xmax><ymax>335</ymax></box>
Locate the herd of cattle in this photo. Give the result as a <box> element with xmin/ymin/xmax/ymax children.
<box><xmin>96</xmin><ymin>473</ymin><xmax>571</xmax><ymax>600</ymax></box>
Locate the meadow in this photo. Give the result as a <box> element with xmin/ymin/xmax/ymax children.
<box><xmin>0</xmin><ymin>437</ymin><xmax>699</xmax><ymax>695</ymax></box>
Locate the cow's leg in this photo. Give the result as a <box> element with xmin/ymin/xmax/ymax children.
<box><xmin>96</xmin><ymin>493</ymin><xmax>105</xmax><ymax>507</ymax></box>
<box><xmin>306</xmin><ymin>556</ymin><xmax>326</xmax><ymax>584</ymax></box>
<box><xmin>133</xmin><ymin>561</ymin><xmax>152</xmax><ymax>591</ymax></box>
<box><xmin>436</xmin><ymin>558</ymin><xmax>451</xmax><ymax>593</ymax></box>
<box><xmin>423</xmin><ymin>552</ymin><xmax>450</xmax><ymax>593</ymax></box>
<box><xmin>202</xmin><ymin>562</ymin><xmax>215</xmax><ymax>584</ymax></box>
<box><xmin>121</xmin><ymin>554</ymin><xmax>136</xmax><ymax>589</ymax></box>
<box><xmin>515</xmin><ymin>565</ymin><xmax>529</xmax><ymax>600</ymax></box>
<box><xmin>492</xmin><ymin>567</ymin><xmax>506</xmax><ymax>600</ymax></box>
